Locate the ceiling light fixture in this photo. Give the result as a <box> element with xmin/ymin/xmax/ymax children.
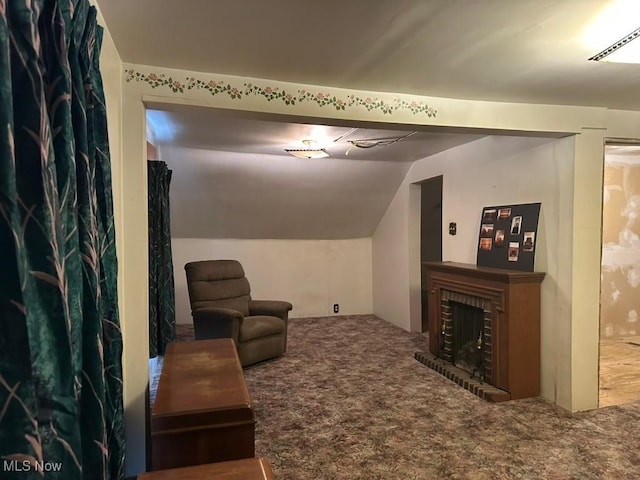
<box><xmin>285</xmin><ymin>139</ymin><xmax>329</xmax><ymax>159</ymax></box>
<box><xmin>589</xmin><ymin>26</ymin><xmax>640</xmax><ymax>63</ymax></box>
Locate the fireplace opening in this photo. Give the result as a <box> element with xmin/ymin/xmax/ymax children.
<box><xmin>450</xmin><ymin>301</ymin><xmax>484</xmax><ymax>378</ymax></box>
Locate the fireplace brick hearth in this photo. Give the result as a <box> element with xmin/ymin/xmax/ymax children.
<box><xmin>417</xmin><ymin>261</ymin><xmax>545</xmax><ymax>402</ymax></box>
<box><xmin>414</xmin><ymin>351</ymin><xmax>510</xmax><ymax>402</ymax></box>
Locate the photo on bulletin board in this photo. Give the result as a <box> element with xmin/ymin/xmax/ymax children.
<box><xmin>476</xmin><ymin>202</ymin><xmax>541</xmax><ymax>271</ymax></box>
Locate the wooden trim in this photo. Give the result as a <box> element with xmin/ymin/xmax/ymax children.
<box><xmin>422</xmin><ymin>261</ymin><xmax>546</xmax><ymax>284</ymax></box>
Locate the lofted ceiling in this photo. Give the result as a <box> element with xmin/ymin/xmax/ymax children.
<box><xmin>97</xmin><ymin>0</ymin><xmax>640</xmax><ymax>239</ymax></box>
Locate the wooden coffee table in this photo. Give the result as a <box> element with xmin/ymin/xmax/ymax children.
<box><xmin>151</xmin><ymin>339</ymin><xmax>255</xmax><ymax>470</ymax></box>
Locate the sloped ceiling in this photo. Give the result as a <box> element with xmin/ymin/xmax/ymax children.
<box><xmin>149</xmin><ymin>107</ymin><xmax>484</xmax><ymax>239</ymax></box>
<box><xmin>98</xmin><ymin>0</ymin><xmax>640</xmax><ymax>239</ymax></box>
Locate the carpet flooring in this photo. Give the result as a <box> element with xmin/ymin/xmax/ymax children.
<box><xmin>163</xmin><ymin>315</ymin><xmax>640</xmax><ymax>479</ymax></box>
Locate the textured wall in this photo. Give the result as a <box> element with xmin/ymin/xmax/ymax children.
<box><xmin>601</xmin><ymin>152</ymin><xmax>640</xmax><ymax>338</ymax></box>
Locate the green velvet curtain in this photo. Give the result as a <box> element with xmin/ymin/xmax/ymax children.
<box><xmin>148</xmin><ymin>160</ymin><xmax>176</xmax><ymax>358</ymax></box>
<box><xmin>0</xmin><ymin>1</ymin><xmax>125</xmax><ymax>479</ymax></box>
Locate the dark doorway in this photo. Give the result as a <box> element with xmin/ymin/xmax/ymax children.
<box><xmin>420</xmin><ymin>176</ymin><xmax>443</xmax><ymax>332</ymax></box>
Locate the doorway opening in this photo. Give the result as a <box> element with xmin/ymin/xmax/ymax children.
<box><xmin>420</xmin><ymin>175</ymin><xmax>443</xmax><ymax>333</ymax></box>
<box><xmin>599</xmin><ymin>142</ymin><xmax>640</xmax><ymax>407</ymax></box>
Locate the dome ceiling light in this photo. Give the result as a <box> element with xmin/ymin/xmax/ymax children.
<box><xmin>285</xmin><ymin>139</ymin><xmax>329</xmax><ymax>159</ymax></box>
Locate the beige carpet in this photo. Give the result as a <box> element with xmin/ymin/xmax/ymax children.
<box><xmin>160</xmin><ymin>316</ymin><xmax>640</xmax><ymax>479</ymax></box>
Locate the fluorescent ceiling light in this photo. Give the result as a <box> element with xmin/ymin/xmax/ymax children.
<box><xmin>584</xmin><ymin>1</ymin><xmax>640</xmax><ymax>63</ymax></box>
<box><xmin>285</xmin><ymin>139</ymin><xmax>329</xmax><ymax>159</ymax></box>
<box><xmin>589</xmin><ymin>27</ymin><xmax>640</xmax><ymax>63</ymax></box>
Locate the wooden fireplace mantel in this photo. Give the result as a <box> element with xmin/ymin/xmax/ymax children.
<box><xmin>423</xmin><ymin>261</ymin><xmax>545</xmax><ymax>400</ymax></box>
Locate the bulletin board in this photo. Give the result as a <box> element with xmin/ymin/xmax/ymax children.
<box><xmin>476</xmin><ymin>202</ymin><xmax>541</xmax><ymax>272</ymax></box>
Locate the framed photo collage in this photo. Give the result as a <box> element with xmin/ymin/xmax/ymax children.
<box><xmin>476</xmin><ymin>202</ymin><xmax>541</xmax><ymax>272</ymax></box>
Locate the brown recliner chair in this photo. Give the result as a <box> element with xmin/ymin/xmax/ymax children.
<box><xmin>184</xmin><ymin>259</ymin><xmax>293</xmax><ymax>366</ymax></box>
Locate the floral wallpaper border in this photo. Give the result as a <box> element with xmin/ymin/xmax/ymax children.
<box><xmin>124</xmin><ymin>69</ymin><xmax>437</xmax><ymax>118</ymax></box>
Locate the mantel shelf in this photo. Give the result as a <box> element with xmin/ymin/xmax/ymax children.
<box><xmin>422</xmin><ymin>261</ymin><xmax>545</xmax><ymax>284</ymax></box>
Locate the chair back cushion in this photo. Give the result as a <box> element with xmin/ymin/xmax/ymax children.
<box><xmin>185</xmin><ymin>260</ymin><xmax>251</xmax><ymax>316</ymax></box>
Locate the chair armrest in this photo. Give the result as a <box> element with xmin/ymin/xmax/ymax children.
<box><xmin>248</xmin><ymin>300</ymin><xmax>293</xmax><ymax>318</ymax></box>
<box><xmin>192</xmin><ymin>307</ymin><xmax>243</xmax><ymax>342</ymax></box>
<box><xmin>249</xmin><ymin>300</ymin><xmax>293</xmax><ymax>352</ymax></box>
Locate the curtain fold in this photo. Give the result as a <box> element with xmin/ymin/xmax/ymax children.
<box><xmin>0</xmin><ymin>1</ymin><xmax>124</xmax><ymax>478</ymax></box>
<box><xmin>148</xmin><ymin>160</ymin><xmax>176</xmax><ymax>358</ymax></box>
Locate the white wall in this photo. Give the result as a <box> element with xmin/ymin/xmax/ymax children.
<box><xmin>120</xmin><ymin>97</ymin><xmax>148</xmax><ymax>476</ymax></box>
<box><xmin>94</xmin><ymin>3</ymin><xmax>149</xmax><ymax>477</ymax></box>
<box><xmin>161</xmin><ymin>145</ymin><xmax>411</xmax><ymax>240</ymax></box>
<box><xmin>371</xmin><ymin>181</ymin><xmax>412</xmax><ymax>329</ymax></box>
<box><xmin>172</xmin><ymin>238</ymin><xmax>373</xmax><ymax>323</ymax></box>
<box><xmin>372</xmin><ymin>135</ymin><xmax>575</xmax><ymax>406</ymax></box>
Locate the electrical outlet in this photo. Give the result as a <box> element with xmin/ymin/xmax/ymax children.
<box><xmin>333</xmin><ymin>304</ymin><xmax>339</xmax><ymax>313</ymax></box>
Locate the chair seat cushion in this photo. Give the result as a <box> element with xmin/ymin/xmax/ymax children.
<box><xmin>239</xmin><ymin>315</ymin><xmax>285</xmax><ymax>342</ymax></box>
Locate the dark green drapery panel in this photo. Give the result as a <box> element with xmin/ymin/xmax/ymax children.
<box><xmin>148</xmin><ymin>160</ymin><xmax>176</xmax><ymax>357</ymax></box>
<box><xmin>0</xmin><ymin>1</ymin><xmax>125</xmax><ymax>479</ymax></box>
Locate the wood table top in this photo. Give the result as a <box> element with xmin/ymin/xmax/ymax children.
<box><xmin>138</xmin><ymin>457</ymin><xmax>275</xmax><ymax>479</ymax></box>
<box><xmin>152</xmin><ymin>339</ymin><xmax>254</xmax><ymax>432</ymax></box>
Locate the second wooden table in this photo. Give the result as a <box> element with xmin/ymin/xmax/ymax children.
<box><xmin>151</xmin><ymin>338</ymin><xmax>255</xmax><ymax>470</ymax></box>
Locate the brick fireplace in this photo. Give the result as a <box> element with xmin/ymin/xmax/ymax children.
<box><xmin>439</xmin><ymin>290</ymin><xmax>493</xmax><ymax>384</ymax></box>
<box><xmin>416</xmin><ymin>262</ymin><xmax>545</xmax><ymax>402</ymax></box>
